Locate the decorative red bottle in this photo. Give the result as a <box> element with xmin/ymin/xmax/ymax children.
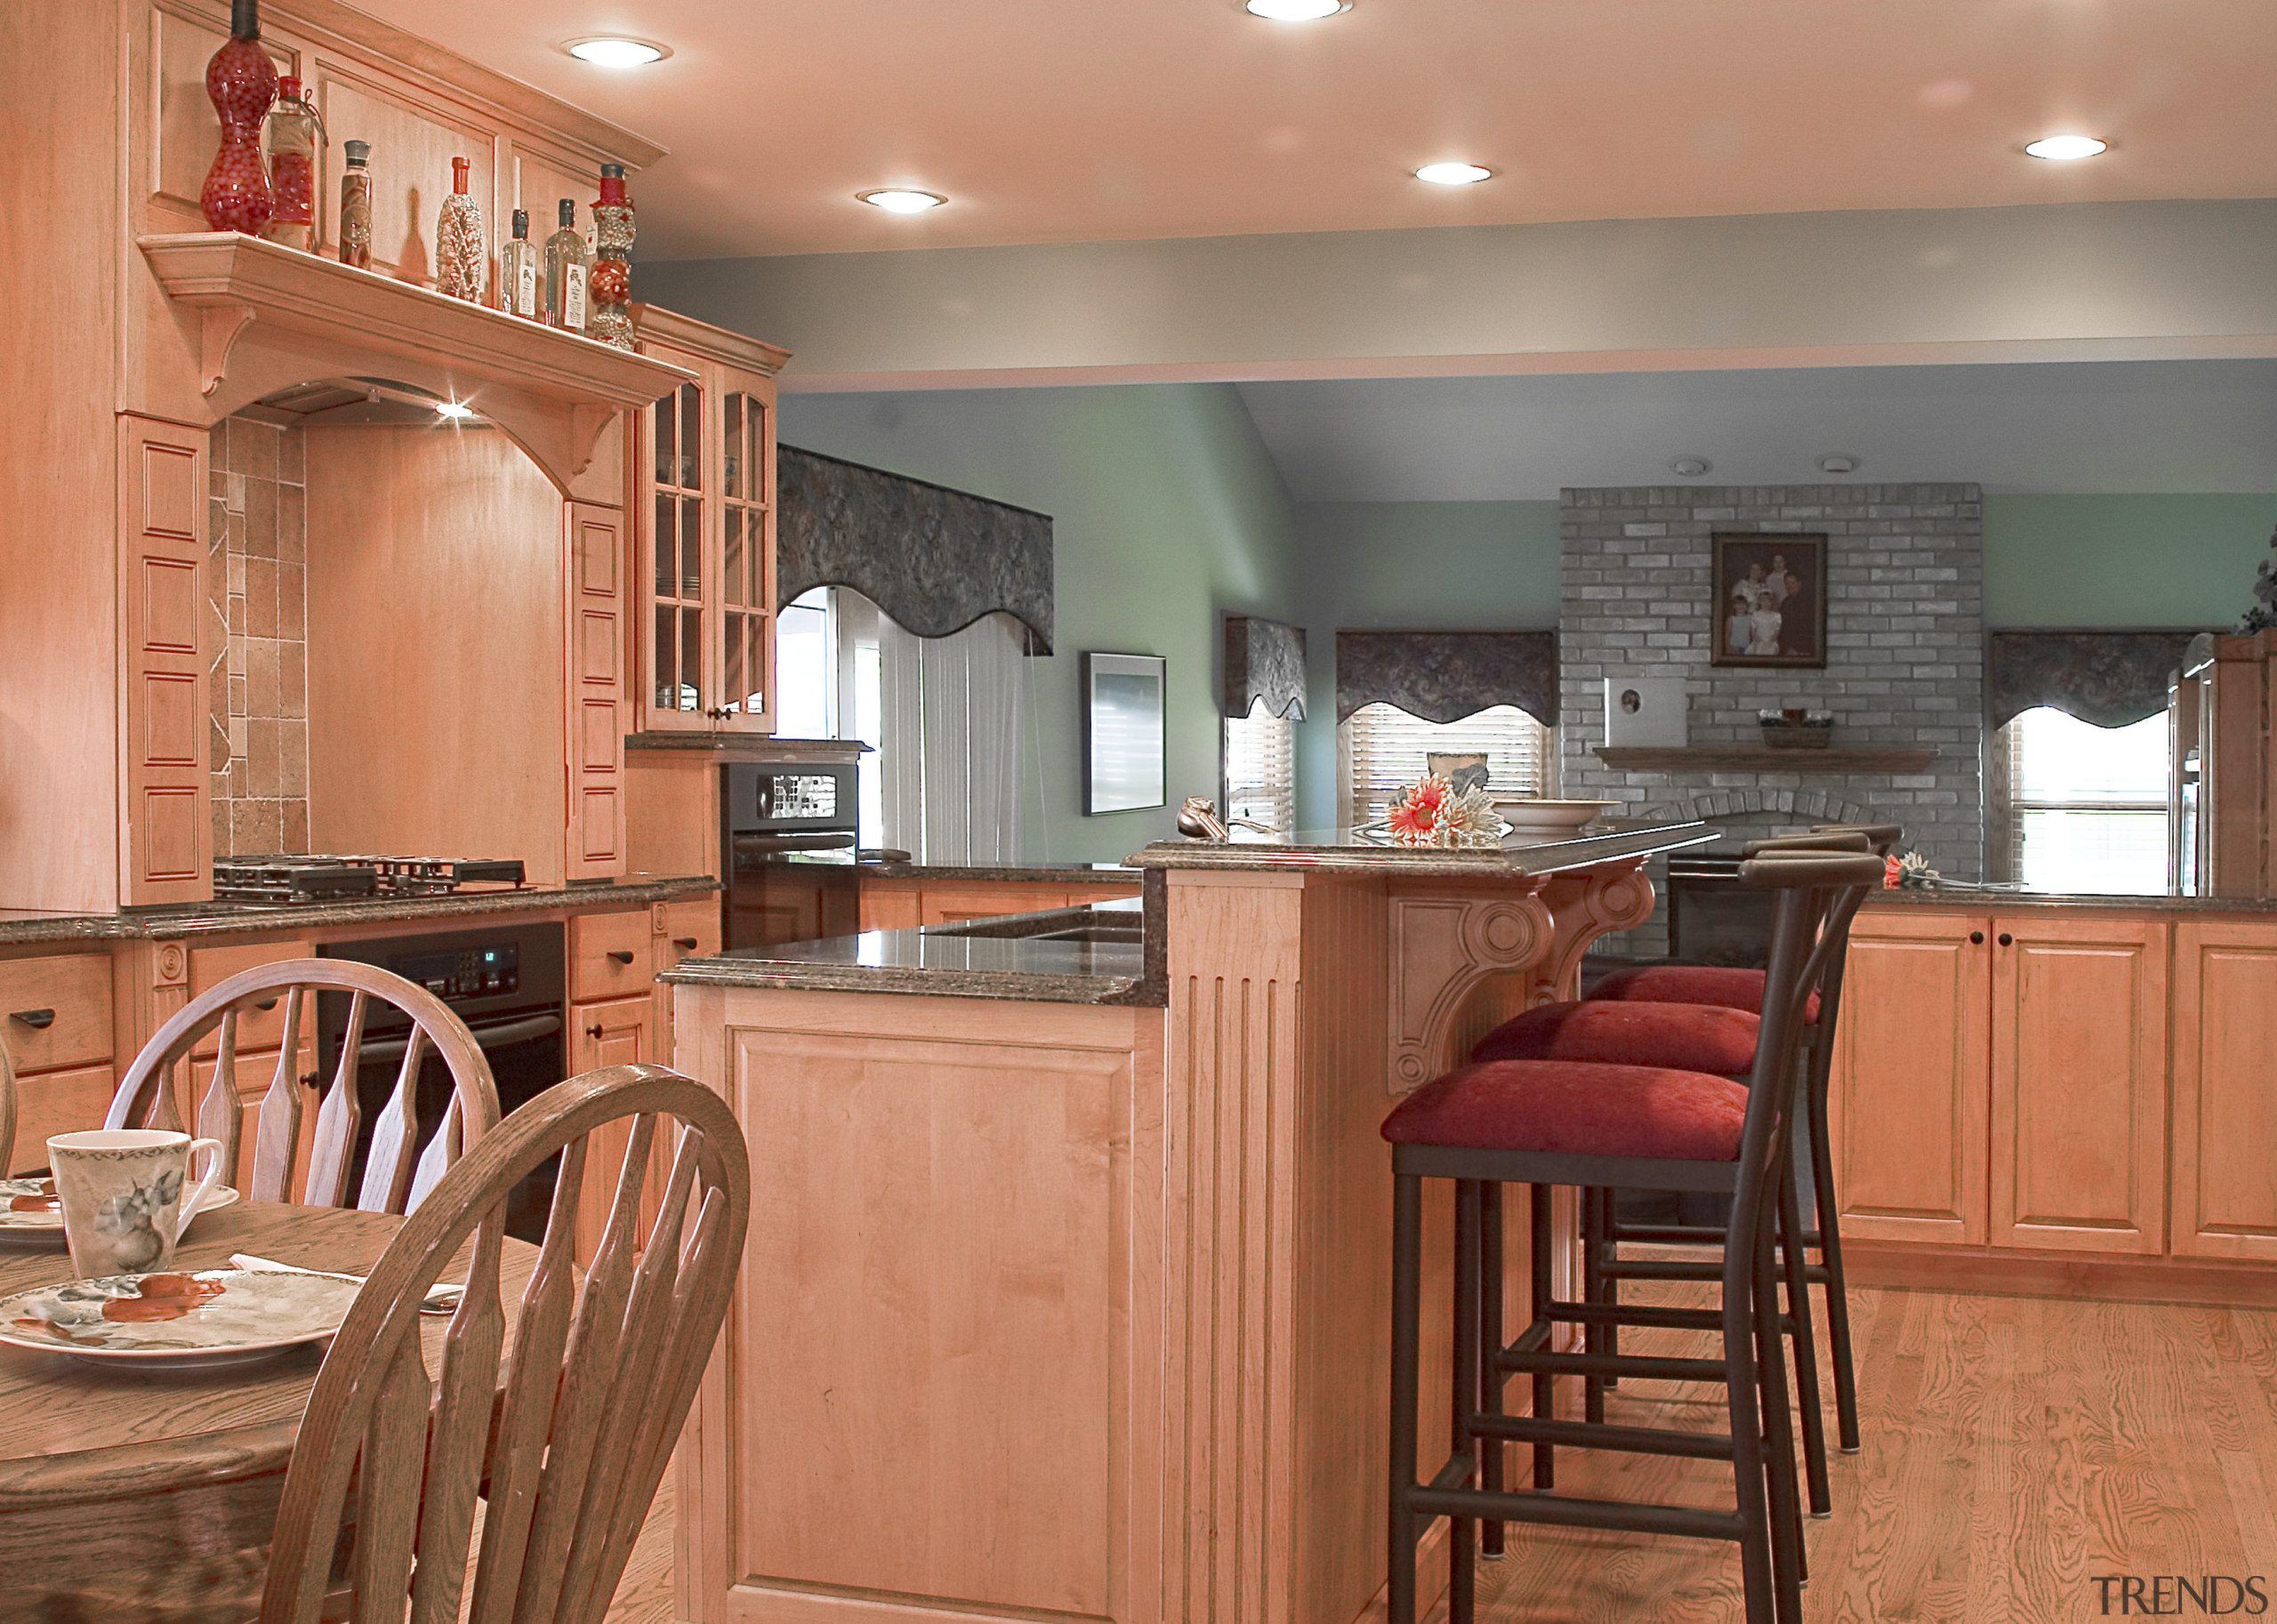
<box><xmin>200</xmin><ymin>0</ymin><xmax>278</xmax><ymax>235</ymax></box>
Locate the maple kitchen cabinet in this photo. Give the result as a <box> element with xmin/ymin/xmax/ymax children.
<box><xmin>2</xmin><ymin>2</ymin><xmax>759</xmax><ymax>914</ymax></box>
<box><xmin>0</xmin><ymin>953</ymin><xmax>118</xmax><ymax>1176</ymax></box>
<box><xmin>2170</xmin><ymin>918</ymin><xmax>2277</xmax><ymax>1261</ymax></box>
<box><xmin>630</xmin><ymin>305</ymin><xmax>791</xmax><ymax>739</ymax></box>
<box><xmin>1829</xmin><ymin>901</ymin><xmax>2249</xmax><ymax>1271</ymax></box>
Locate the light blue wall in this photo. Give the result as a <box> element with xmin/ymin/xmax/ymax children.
<box><xmin>777</xmin><ymin>385</ymin><xmax>1299</xmax><ymax>863</ymax></box>
<box><xmin>1983</xmin><ymin>494</ymin><xmax>2272</xmax><ymax>628</ymax></box>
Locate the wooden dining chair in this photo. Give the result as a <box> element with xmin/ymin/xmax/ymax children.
<box><xmin>107</xmin><ymin>960</ymin><xmax>502</xmax><ymax>1214</ymax></box>
<box><xmin>258</xmin><ymin>1063</ymin><xmax>750</xmax><ymax>1624</ymax></box>
<box><xmin>0</xmin><ymin>1028</ymin><xmax>15</xmax><ymax>1178</ymax></box>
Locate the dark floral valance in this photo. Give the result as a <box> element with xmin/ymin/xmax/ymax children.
<box><xmin>1987</xmin><ymin>630</ymin><xmax>2209</xmax><ymax>728</ymax></box>
<box><xmin>1335</xmin><ymin>630</ymin><xmax>1558</xmax><ymax>726</ymax></box>
<box><xmin>776</xmin><ymin>446</ymin><xmax>1054</xmax><ymax>652</ymax></box>
<box><xmin>1223</xmin><ymin>615</ymin><xmax>1307</xmax><ymax>721</ymax></box>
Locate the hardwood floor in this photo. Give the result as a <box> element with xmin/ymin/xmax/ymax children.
<box><xmin>604</xmin><ymin>1283</ymin><xmax>2277</xmax><ymax>1624</ymax></box>
<box><xmin>1402</xmin><ymin>1280</ymin><xmax>2277</xmax><ymax>1624</ymax></box>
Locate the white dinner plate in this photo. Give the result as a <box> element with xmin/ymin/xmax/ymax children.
<box><xmin>0</xmin><ymin>1267</ymin><xmax>363</xmax><ymax>1369</ymax></box>
<box><xmin>1492</xmin><ymin>798</ymin><xmax>1620</xmax><ymax>837</ymax></box>
<box><xmin>0</xmin><ymin>1182</ymin><xmax>242</xmax><ymax>1249</ymax></box>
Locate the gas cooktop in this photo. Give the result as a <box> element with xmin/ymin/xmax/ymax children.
<box><xmin>212</xmin><ymin>854</ymin><xmax>527</xmax><ymax>906</ymax></box>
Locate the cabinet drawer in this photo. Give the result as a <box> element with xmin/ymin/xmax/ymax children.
<box><xmin>571</xmin><ymin>912</ymin><xmax>654</xmax><ymax>1002</ymax></box>
<box><xmin>0</xmin><ymin>954</ymin><xmax>114</xmax><ymax>1074</ymax></box>
<box><xmin>656</xmin><ymin>896</ymin><xmax>720</xmax><ymax>971</ymax></box>
<box><xmin>918</xmin><ymin>885</ymin><xmax>1068</xmax><ymax>926</ymax></box>
<box><xmin>10</xmin><ymin>1063</ymin><xmax>116</xmax><ymax>1174</ymax></box>
<box><xmin>189</xmin><ymin>941</ymin><xmax>318</xmax><ymax>1056</ymax></box>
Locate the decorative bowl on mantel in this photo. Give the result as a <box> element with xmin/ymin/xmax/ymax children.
<box><xmin>1757</xmin><ymin>710</ymin><xmax>1835</xmax><ymax>749</ymax></box>
<box><xmin>1492</xmin><ymin>799</ymin><xmax>1620</xmax><ymax>838</ymax></box>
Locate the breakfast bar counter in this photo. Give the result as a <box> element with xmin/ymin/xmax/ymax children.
<box><xmin>663</xmin><ymin>820</ymin><xmax>1716</xmax><ymax>1624</ymax></box>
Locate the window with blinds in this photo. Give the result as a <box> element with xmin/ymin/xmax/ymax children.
<box><xmin>1343</xmin><ymin>703</ymin><xmax>1554</xmax><ymax>827</ymax></box>
<box><xmin>1999</xmin><ymin>706</ymin><xmax>2169</xmax><ymax>894</ymax></box>
<box><xmin>1223</xmin><ymin>701</ymin><xmax>1296</xmax><ymax>835</ymax></box>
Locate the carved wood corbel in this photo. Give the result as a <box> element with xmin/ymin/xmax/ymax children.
<box><xmin>198</xmin><ymin>303</ymin><xmax>259</xmax><ymax>395</ymax></box>
<box><xmin>1529</xmin><ymin>858</ymin><xmax>1657</xmax><ymax>1006</ymax></box>
<box><xmin>1385</xmin><ymin>880</ymin><xmax>1556</xmax><ymax>1092</ymax></box>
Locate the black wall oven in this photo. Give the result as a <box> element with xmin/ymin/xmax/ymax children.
<box><xmin>318</xmin><ymin>921</ymin><xmax>565</xmax><ymax>1237</ymax></box>
<box><xmin>720</xmin><ymin>762</ymin><xmax>862</xmax><ymax>949</ymax></box>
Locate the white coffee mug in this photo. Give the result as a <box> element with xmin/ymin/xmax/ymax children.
<box><xmin>47</xmin><ymin>1130</ymin><xmax>226</xmax><ymax>1278</ymax></box>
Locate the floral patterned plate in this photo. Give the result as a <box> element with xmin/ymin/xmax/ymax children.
<box><xmin>0</xmin><ymin>1267</ymin><xmax>363</xmax><ymax>1369</ymax></box>
<box><xmin>0</xmin><ymin>1178</ymin><xmax>240</xmax><ymax>1247</ymax></box>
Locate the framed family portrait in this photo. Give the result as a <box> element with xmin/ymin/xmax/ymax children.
<box><xmin>1711</xmin><ymin>534</ymin><xmax>1827</xmax><ymax>669</ymax></box>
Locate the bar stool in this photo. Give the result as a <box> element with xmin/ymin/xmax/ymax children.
<box><xmin>1582</xmin><ymin>824</ymin><xmax>1896</xmax><ymax>1461</ymax></box>
<box><xmin>1382</xmin><ymin>851</ymin><xmax>1884</xmax><ymax>1624</ymax></box>
<box><xmin>1465</xmin><ymin>990</ymin><xmax>1835</xmax><ymax>1519</ymax></box>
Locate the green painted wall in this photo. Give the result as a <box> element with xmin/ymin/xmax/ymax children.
<box><xmin>778</xmin><ymin>384</ymin><xmax>1299</xmax><ymax>863</ymax></box>
<box><xmin>1983</xmin><ymin>494</ymin><xmax>2272</xmax><ymax>628</ymax></box>
<box><xmin>1290</xmin><ymin>501</ymin><xmax>1561</xmax><ymax>830</ymax></box>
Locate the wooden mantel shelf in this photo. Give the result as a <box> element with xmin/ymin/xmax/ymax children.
<box><xmin>139</xmin><ymin>232</ymin><xmax>696</xmax><ymax>491</ymax></box>
<box><xmin>1595</xmin><ymin>745</ymin><xmax>1939</xmax><ymax>773</ymax></box>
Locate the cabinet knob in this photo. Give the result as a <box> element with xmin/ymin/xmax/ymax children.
<box><xmin>584</xmin><ymin>1023</ymin><xmax>605</xmax><ymax>1041</ymax></box>
<box><xmin>300</xmin><ymin>1072</ymin><xmax>319</xmax><ymax>1089</ymax></box>
<box><xmin>1968</xmin><ymin>931</ymin><xmax>1984</xmax><ymax>945</ymax></box>
<box><xmin>607</xmin><ymin>950</ymin><xmax>636</xmax><ymax>965</ymax></box>
<box><xmin>7</xmin><ymin>1009</ymin><xmax>54</xmax><ymax>1030</ymax></box>
<box><xmin>672</xmin><ymin>937</ymin><xmax>699</xmax><ymax>951</ymax></box>
<box><xmin>1997</xmin><ymin>933</ymin><xmax>2014</xmax><ymax>947</ymax></box>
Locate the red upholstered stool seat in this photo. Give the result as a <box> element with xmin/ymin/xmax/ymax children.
<box><xmin>1381</xmin><ymin>1060</ymin><xmax>1750</xmax><ymax>1163</ymax></box>
<box><xmin>1470</xmin><ymin>1000</ymin><xmax>1759</xmax><ymax>1075</ymax></box>
<box><xmin>1590</xmin><ymin>963</ymin><xmax>1821</xmax><ymax>1024</ymax></box>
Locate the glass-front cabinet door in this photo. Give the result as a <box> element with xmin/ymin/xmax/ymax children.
<box><xmin>630</xmin><ymin>307</ymin><xmax>787</xmax><ymax>736</ymax></box>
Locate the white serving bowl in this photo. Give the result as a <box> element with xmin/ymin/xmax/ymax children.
<box><xmin>1492</xmin><ymin>799</ymin><xmax>1620</xmax><ymax>838</ymax></box>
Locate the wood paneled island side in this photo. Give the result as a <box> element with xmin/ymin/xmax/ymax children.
<box><xmin>663</xmin><ymin>824</ymin><xmax>1716</xmax><ymax>1624</ymax></box>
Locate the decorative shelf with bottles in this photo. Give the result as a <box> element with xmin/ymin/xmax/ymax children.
<box><xmin>139</xmin><ymin>231</ymin><xmax>694</xmax><ymax>493</ymax></box>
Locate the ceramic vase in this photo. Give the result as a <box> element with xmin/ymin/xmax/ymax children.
<box><xmin>199</xmin><ymin>0</ymin><xmax>278</xmax><ymax>235</ymax></box>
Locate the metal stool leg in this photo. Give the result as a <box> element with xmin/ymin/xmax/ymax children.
<box><xmin>1752</xmin><ymin>1219</ymin><xmax>1807</xmax><ymax>1620</ymax></box>
<box><xmin>1388</xmin><ymin>1172</ymin><xmax>1422</xmax><ymax>1624</ymax></box>
<box><xmin>1528</xmin><ymin>1181</ymin><xmax>1554</xmax><ymax>1490</ymax></box>
<box><xmin>1777</xmin><ymin>1167</ymin><xmax>1831</xmax><ymax>1517</ymax></box>
<box><xmin>1808</xmin><ymin>1082</ymin><xmax>1862</xmax><ymax>1452</ymax></box>
<box><xmin>1723</xmin><ymin>1245</ymin><xmax>1776</xmax><ymax>1624</ymax></box>
<box><xmin>1449</xmin><ymin>1180</ymin><xmax>1480</xmax><ymax>1624</ymax></box>
<box><xmin>1581</xmin><ymin>1187</ymin><xmax>1607</xmax><ymax>1424</ymax></box>
<box><xmin>1478</xmin><ymin>1181</ymin><xmax>1505</xmax><ymax>1559</ymax></box>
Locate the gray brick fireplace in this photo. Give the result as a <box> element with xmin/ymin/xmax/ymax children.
<box><xmin>1558</xmin><ymin>483</ymin><xmax>1985</xmax><ymax>956</ymax></box>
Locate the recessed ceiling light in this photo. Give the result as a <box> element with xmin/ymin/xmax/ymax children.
<box><xmin>1816</xmin><ymin>453</ymin><xmax>1860</xmax><ymax>474</ymax></box>
<box><xmin>1670</xmin><ymin>456</ymin><xmax>1712</xmax><ymax>478</ymax></box>
<box><xmin>1414</xmin><ymin>162</ymin><xmax>1493</xmax><ymax>187</ymax></box>
<box><xmin>2023</xmin><ymin>134</ymin><xmax>2108</xmax><ymax>161</ymax></box>
<box><xmin>563</xmin><ymin>36</ymin><xmax>670</xmax><ymax>68</ymax></box>
<box><xmin>1243</xmin><ymin>0</ymin><xmax>1349</xmax><ymax>18</ymax></box>
<box><xmin>434</xmin><ymin>400</ymin><xmax>476</xmax><ymax>421</ymax></box>
<box><xmin>857</xmin><ymin>189</ymin><xmax>947</xmax><ymax>214</ymax></box>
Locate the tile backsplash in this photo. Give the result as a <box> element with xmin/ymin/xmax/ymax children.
<box><xmin>208</xmin><ymin>415</ymin><xmax>309</xmax><ymax>859</ymax></box>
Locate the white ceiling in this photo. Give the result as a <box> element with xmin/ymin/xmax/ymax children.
<box><xmin>1235</xmin><ymin>360</ymin><xmax>2277</xmax><ymax>500</ymax></box>
<box><xmin>353</xmin><ymin>0</ymin><xmax>2277</xmax><ymax>261</ymax></box>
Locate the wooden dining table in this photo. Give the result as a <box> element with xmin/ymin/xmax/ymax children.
<box><xmin>0</xmin><ymin>1200</ymin><xmax>537</xmax><ymax>1592</ymax></box>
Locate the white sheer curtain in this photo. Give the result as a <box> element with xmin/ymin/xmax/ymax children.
<box><xmin>833</xmin><ymin>591</ymin><xmax>1026</xmax><ymax>864</ymax></box>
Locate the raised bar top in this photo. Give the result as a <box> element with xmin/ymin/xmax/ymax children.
<box><xmin>1127</xmin><ymin>819</ymin><xmax>1720</xmax><ymax>876</ymax></box>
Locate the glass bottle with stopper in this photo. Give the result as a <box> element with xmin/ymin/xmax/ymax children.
<box><xmin>543</xmin><ymin>197</ymin><xmax>588</xmax><ymax>332</ymax></box>
<box><xmin>261</xmin><ymin>74</ymin><xmax>321</xmax><ymax>252</ymax></box>
<box><xmin>587</xmin><ymin>163</ymin><xmax>636</xmax><ymax>350</ymax></box>
<box><xmin>337</xmin><ymin>140</ymin><xmax>373</xmax><ymax>269</ymax></box>
<box><xmin>497</xmin><ymin>208</ymin><xmax>540</xmax><ymax>320</ymax></box>
<box><xmin>435</xmin><ymin>155</ymin><xmax>486</xmax><ymax>301</ymax></box>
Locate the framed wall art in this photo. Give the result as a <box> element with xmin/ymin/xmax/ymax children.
<box><xmin>1082</xmin><ymin>651</ymin><xmax>1167</xmax><ymax>814</ymax></box>
<box><xmin>1711</xmin><ymin>533</ymin><xmax>1827</xmax><ymax>669</ymax></box>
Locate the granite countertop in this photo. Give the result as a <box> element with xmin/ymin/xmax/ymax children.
<box><xmin>1869</xmin><ymin>885</ymin><xmax>2277</xmax><ymax>914</ymax></box>
<box><xmin>664</xmin><ymin>896</ymin><xmax>1166</xmax><ymax>1007</ymax></box>
<box><xmin>0</xmin><ymin>874</ymin><xmax>718</xmax><ymax>947</ymax></box>
<box><xmin>855</xmin><ymin>861</ymin><xmax>1144</xmax><ymax>886</ymax></box>
<box><xmin>1127</xmin><ymin>821</ymin><xmax>1719</xmax><ymax>877</ymax></box>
